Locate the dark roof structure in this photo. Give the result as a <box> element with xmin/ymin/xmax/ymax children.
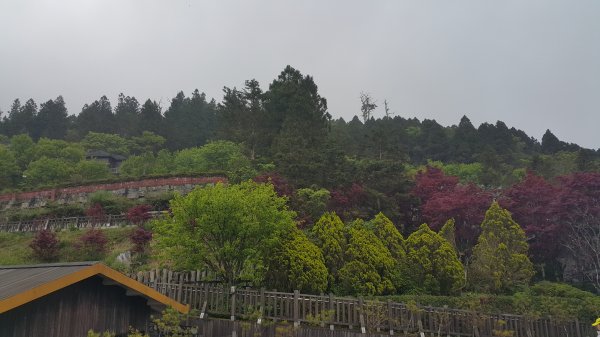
<box><xmin>86</xmin><ymin>150</ymin><xmax>127</xmax><ymax>161</ymax></box>
<box><xmin>0</xmin><ymin>262</ymin><xmax>188</xmax><ymax>314</ymax></box>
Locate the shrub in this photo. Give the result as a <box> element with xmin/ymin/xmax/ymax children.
<box><xmin>130</xmin><ymin>227</ymin><xmax>152</xmax><ymax>253</ymax></box>
<box><xmin>76</xmin><ymin>229</ymin><xmax>108</xmax><ymax>260</ymax></box>
<box><xmin>126</xmin><ymin>204</ymin><xmax>152</xmax><ymax>225</ymax></box>
<box><xmin>88</xmin><ymin>190</ymin><xmax>133</xmax><ymax>214</ymax></box>
<box><xmin>30</xmin><ymin>229</ymin><xmax>60</xmax><ymax>261</ymax></box>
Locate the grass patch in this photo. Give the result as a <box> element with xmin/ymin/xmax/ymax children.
<box><xmin>0</xmin><ymin>227</ymin><xmax>135</xmax><ymax>266</ymax></box>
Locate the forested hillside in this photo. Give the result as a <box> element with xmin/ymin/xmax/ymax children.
<box><xmin>1</xmin><ymin>66</ymin><xmax>599</xmax><ymax>292</ymax></box>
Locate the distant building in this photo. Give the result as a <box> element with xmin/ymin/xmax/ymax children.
<box><xmin>86</xmin><ymin>150</ymin><xmax>126</xmax><ymax>174</ymax></box>
<box><xmin>0</xmin><ymin>262</ymin><xmax>188</xmax><ymax>337</ymax></box>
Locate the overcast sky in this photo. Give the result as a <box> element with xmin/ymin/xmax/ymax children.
<box><xmin>0</xmin><ymin>0</ymin><xmax>598</xmax><ymax>149</ymax></box>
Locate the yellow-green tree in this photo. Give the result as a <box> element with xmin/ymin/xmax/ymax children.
<box><xmin>369</xmin><ymin>212</ymin><xmax>409</xmax><ymax>291</ymax></box>
<box><xmin>338</xmin><ymin>220</ymin><xmax>396</xmax><ymax>295</ymax></box>
<box><xmin>469</xmin><ymin>201</ymin><xmax>534</xmax><ymax>293</ymax></box>
<box><xmin>405</xmin><ymin>224</ymin><xmax>464</xmax><ymax>295</ymax></box>
<box><xmin>264</xmin><ymin>227</ymin><xmax>328</xmax><ymax>293</ymax></box>
<box><xmin>439</xmin><ymin>218</ymin><xmax>457</xmax><ymax>252</ymax></box>
<box><xmin>310</xmin><ymin>212</ymin><xmax>346</xmax><ymax>289</ymax></box>
<box><xmin>153</xmin><ymin>181</ymin><xmax>296</xmax><ymax>284</ymax></box>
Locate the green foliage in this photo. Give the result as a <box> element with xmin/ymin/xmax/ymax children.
<box><xmin>82</xmin><ymin>132</ymin><xmax>131</xmax><ymax>156</ymax></box>
<box><xmin>86</xmin><ymin>330</ymin><xmax>115</xmax><ymax>337</ymax></box>
<box><xmin>405</xmin><ymin>224</ymin><xmax>465</xmax><ymax>295</ymax></box>
<box><xmin>33</xmin><ymin>138</ymin><xmax>85</xmax><ymax>163</ymax></box>
<box><xmin>73</xmin><ymin>160</ymin><xmax>111</xmax><ymax>183</ymax></box>
<box><xmin>310</xmin><ymin>212</ymin><xmax>346</xmax><ymax>289</ymax></box>
<box><xmin>23</xmin><ymin>156</ymin><xmax>73</xmax><ymax>187</ymax></box>
<box><xmin>174</xmin><ymin>141</ymin><xmax>254</xmax><ymax>181</ymax></box>
<box><xmin>153</xmin><ymin>181</ymin><xmax>296</xmax><ymax>283</ymax></box>
<box><xmin>131</xmin><ymin>131</ymin><xmax>166</xmax><ymax>154</ymax></box>
<box><xmin>469</xmin><ymin>202</ymin><xmax>534</xmax><ymax>294</ymax></box>
<box><xmin>338</xmin><ymin>220</ymin><xmax>396</xmax><ymax>295</ymax></box>
<box><xmin>265</xmin><ymin>227</ymin><xmax>328</xmax><ymax>293</ymax></box>
<box><xmin>294</xmin><ymin>187</ymin><xmax>330</xmax><ymax>224</ymax></box>
<box><xmin>151</xmin><ymin>307</ymin><xmax>196</xmax><ymax>337</ymax></box>
<box><xmin>10</xmin><ymin>134</ymin><xmax>35</xmax><ymax>169</ymax></box>
<box><xmin>439</xmin><ymin>218</ymin><xmax>457</xmax><ymax>252</ymax></box>
<box><xmin>88</xmin><ymin>191</ymin><xmax>133</xmax><ymax>215</ymax></box>
<box><xmin>0</xmin><ymin>144</ymin><xmax>20</xmax><ymax>189</ymax></box>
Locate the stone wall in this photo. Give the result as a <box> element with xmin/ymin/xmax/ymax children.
<box><xmin>0</xmin><ymin>176</ymin><xmax>227</xmax><ymax>210</ymax></box>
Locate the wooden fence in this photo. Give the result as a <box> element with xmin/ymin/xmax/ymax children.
<box><xmin>130</xmin><ymin>270</ymin><xmax>596</xmax><ymax>337</ymax></box>
<box><xmin>0</xmin><ymin>212</ymin><xmax>164</xmax><ymax>233</ymax></box>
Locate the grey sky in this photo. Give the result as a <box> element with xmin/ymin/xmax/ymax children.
<box><xmin>1</xmin><ymin>0</ymin><xmax>599</xmax><ymax>149</ymax></box>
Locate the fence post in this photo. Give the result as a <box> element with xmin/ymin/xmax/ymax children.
<box><xmin>329</xmin><ymin>293</ymin><xmax>335</xmax><ymax>331</ymax></box>
<box><xmin>230</xmin><ymin>286</ymin><xmax>236</xmax><ymax>321</ymax></box>
<box><xmin>293</xmin><ymin>290</ymin><xmax>300</xmax><ymax>327</ymax></box>
<box><xmin>387</xmin><ymin>299</ymin><xmax>394</xmax><ymax>335</ymax></box>
<box><xmin>359</xmin><ymin>297</ymin><xmax>366</xmax><ymax>334</ymax></box>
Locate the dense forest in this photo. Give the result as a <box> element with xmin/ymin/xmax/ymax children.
<box><xmin>1</xmin><ymin>65</ymin><xmax>599</xmax><ymax>294</ymax></box>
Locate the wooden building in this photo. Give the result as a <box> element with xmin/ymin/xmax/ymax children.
<box><xmin>0</xmin><ymin>262</ymin><xmax>189</xmax><ymax>337</ymax></box>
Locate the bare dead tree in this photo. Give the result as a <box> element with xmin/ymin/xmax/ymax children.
<box><xmin>359</xmin><ymin>92</ymin><xmax>377</xmax><ymax>123</ymax></box>
<box><xmin>383</xmin><ymin>99</ymin><xmax>394</xmax><ymax>118</ymax></box>
<box><xmin>562</xmin><ymin>206</ymin><xmax>600</xmax><ymax>293</ymax></box>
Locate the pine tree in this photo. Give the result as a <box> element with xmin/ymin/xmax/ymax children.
<box><xmin>469</xmin><ymin>201</ymin><xmax>534</xmax><ymax>293</ymax></box>
<box><xmin>439</xmin><ymin>218</ymin><xmax>457</xmax><ymax>252</ymax></box>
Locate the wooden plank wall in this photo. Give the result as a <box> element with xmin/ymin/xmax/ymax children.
<box><xmin>130</xmin><ymin>271</ymin><xmax>596</xmax><ymax>337</ymax></box>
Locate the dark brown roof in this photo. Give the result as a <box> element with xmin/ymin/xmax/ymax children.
<box><xmin>0</xmin><ymin>262</ymin><xmax>96</xmax><ymax>301</ymax></box>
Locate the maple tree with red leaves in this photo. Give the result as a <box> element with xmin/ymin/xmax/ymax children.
<box><xmin>413</xmin><ymin>166</ymin><xmax>493</xmax><ymax>256</ymax></box>
<box><xmin>500</xmin><ymin>172</ymin><xmax>560</xmax><ymax>264</ymax></box>
<box><xmin>328</xmin><ymin>183</ymin><xmax>368</xmax><ymax>220</ymax></box>
<box><xmin>126</xmin><ymin>204</ymin><xmax>153</xmax><ymax>225</ymax></box>
<box><xmin>253</xmin><ymin>172</ymin><xmax>295</xmax><ymax>197</ymax></box>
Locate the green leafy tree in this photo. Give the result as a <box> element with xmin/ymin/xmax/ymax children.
<box><xmin>0</xmin><ymin>145</ymin><xmax>20</xmax><ymax>189</ymax></box>
<box><xmin>405</xmin><ymin>224</ymin><xmax>465</xmax><ymax>295</ymax></box>
<box><xmin>265</xmin><ymin>227</ymin><xmax>328</xmax><ymax>293</ymax></box>
<box><xmin>23</xmin><ymin>156</ymin><xmax>73</xmax><ymax>187</ymax></box>
<box><xmin>338</xmin><ymin>220</ymin><xmax>396</xmax><ymax>295</ymax></box>
<box><xmin>469</xmin><ymin>201</ymin><xmax>534</xmax><ymax>294</ymax></box>
<box><xmin>72</xmin><ymin>160</ymin><xmax>111</xmax><ymax>182</ymax></box>
<box><xmin>82</xmin><ymin>132</ymin><xmax>131</xmax><ymax>156</ymax></box>
<box><xmin>369</xmin><ymin>212</ymin><xmax>409</xmax><ymax>291</ymax></box>
<box><xmin>131</xmin><ymin>131</ymin><xmax>165</xmax><ymax>154</ymax></box>
<box><xmin>174</xmin><ymin>141</ymin><xmax>254</xmax><ymax>181</ymax></box>
<box><xmin>10</xmin><ymin>134</ymin><xmax>36</xmax><ymax>169</ymax></box>
<box><xmin>33</xmin><ymin>138</ymin><xmax>84</xmax><ymax>163</ymax></box>
<box><xmin>311</xmin><ymin>212</ymin><xmax>346</xmax><ymax>289</ymax></box>
<box><xmin>153</xmin><ymin>181</ymin><xmax>296</xmax><ymax>283</ymax></box>
<box><xmin>294</xmin><ymin>187</ymin><xmax>330</xmax><ymax>225</ymax></box>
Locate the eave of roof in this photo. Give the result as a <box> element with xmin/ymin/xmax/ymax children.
<box><xmin>0</xmin><ymin>263</ymin><xmax>189</xmax><ymax>315</ymax></box>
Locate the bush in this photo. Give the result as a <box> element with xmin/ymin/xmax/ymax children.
<box><xmin>29</xmin><ymin>229</ymin><xmax>60</xmax><ymax>261</ymax></box>
<box><xmin>88</xmin><ymin>191</ymin><xmax>133</xmax><ymax>215</ymax></box>
<box><xmin>126</xmin><ymin>204</ymin><xmax>152</xmax><ymax>225</ymax></box>
<box><xmin>76</xmin><ymin>229</ymin><xmax>108</xmax><ymax>260</ymax></box>
<box><xmin>130</xmin><ymin>226</ymin><xmax>152</xmax><ymax>253</ymax></box>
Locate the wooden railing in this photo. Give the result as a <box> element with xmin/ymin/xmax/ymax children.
<box><xmin>130</xmin><ymin>270</ymin><xmax>596</xmax><ymax>337</ymax></box>
<box><xmin>0</xmin><ymin>212</ymin><xmax>164</xmax><ymax>232</ymax></box>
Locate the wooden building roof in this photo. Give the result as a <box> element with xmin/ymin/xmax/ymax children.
<box><xmin>0</xmin><ymin>262</ymin><xmax>188</xmax><ymax>314</ymax></box>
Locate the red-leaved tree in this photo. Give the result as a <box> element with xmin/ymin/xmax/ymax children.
<box><xmin>126</xmin><ymin>204</ymin><xmax>153</xmax><ymax>225</ymax></box>
<box><xmin>253</xmin><ymin>172</ymin><xmax>295</xmax><ymax>197</ymax></box>
<box><xmin>76</xmin><ymin>228</ymin><xmax>108</xmax><ymax>260</ymax></box>
<box><xmin>30</xmin><ymin>229</ymin><xmax>60</xmax><ymax>262</ymax></box>
<box><xmin>413</xmin><ymin>167</ymin><xmax>493</xmax><ymax>256</ymax></box>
